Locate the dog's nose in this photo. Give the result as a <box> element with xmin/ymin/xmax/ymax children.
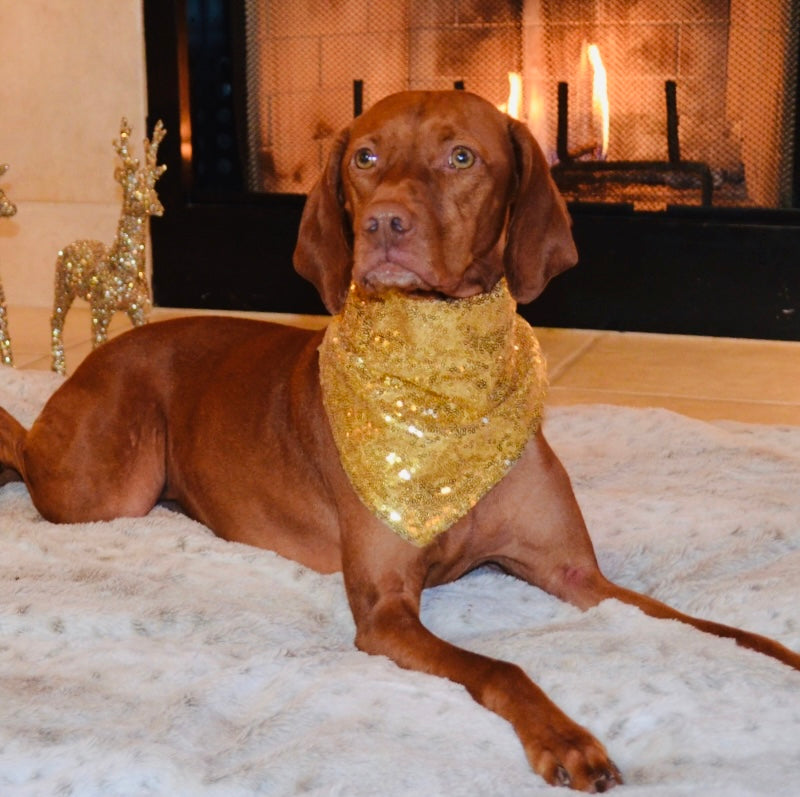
<box><xmin>364</xmin><ymin>203</ymin><xmax>413</xmax><ymax>237</ymax></box>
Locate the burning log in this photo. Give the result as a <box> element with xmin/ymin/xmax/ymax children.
<box><xmin>552</xmin><ymin>79</ymin><xmax>713</xmax><ymax>208</ymax></box>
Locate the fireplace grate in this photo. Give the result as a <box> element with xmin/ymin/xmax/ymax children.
<box><xmin>552</xmin><ymin>78</ymin><xmax>714</xmax><ymax>209</ymax></box>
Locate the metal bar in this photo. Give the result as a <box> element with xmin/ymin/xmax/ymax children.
<box><xmin>557</xmin><ymin>82</ymin><xmax>570</xmax><ymax>163</ymax></box>
<box><xmin>665</xmin><ymin>80</ymin><xmax>680</xmax><ymax>164</ymax></box>
<box><xmin>353</xmin><ymin>80</ymin><xmax>363</xmax><ymax>118</ymax></box>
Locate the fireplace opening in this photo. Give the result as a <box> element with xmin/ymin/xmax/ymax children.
<box><xmin>241</xmin><ymin>0</ymin><xmax>797</xmax><ymax>212</ymax></box>
<box><xmin>144</xmin><ymin>0</ymin><xmax>800</xmax><ymax>339</ymax></box>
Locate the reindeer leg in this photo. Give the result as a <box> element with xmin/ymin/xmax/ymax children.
<box><xmin>91</xmin><ymin>304</ymin><xmax>113</xmax><ymax>349</ymax></box>
<box><xmin>127</xmin><ymin>299</ymin><xmax>149</xmax><ymax>329</ymax></box>
<box><xmin>50</xmin><ymin>287</ymin><xmax>73</xmax><ymax>375</ymax></box>
<box><xmin>0</xmin><ymin>281</ymin><xmax>13</xmax><ymax>367</ymax></box>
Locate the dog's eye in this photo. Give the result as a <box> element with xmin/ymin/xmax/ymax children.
<box><xmin>449</xmin><ymin>146</ymin><xmax>475</xmax><ymax>169</ymax></box>
<box><xmin>354</xmin><ymin>148</ymin><xmax>377</xmax><ymax>169</ymax></box>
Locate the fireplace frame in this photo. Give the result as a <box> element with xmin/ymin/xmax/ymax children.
<box><xmin>144</xmin><ymin>0</ymin><xmax>800</xmax><ymax>340</ymax></box>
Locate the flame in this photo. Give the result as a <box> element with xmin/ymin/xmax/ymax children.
<box><xmin>498</xmin><ymin>72</ymin><xmax>522</xmax><ymax>118</ymax></box>
<box><xmin>505</xmin><ymin>72</ymin><xmax>523</xmax><ymax>119</ymax></box>
<box><xmin>587</xmin><ymin>44</ymin><xmax>609</xmax><ymax>159</ymax></box>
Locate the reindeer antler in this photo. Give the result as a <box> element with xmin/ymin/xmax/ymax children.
<box><xmin>114</xmin><ymin>118</ymin><xmax>138</xmax><ymax>174</ymax></box>
<box><xmin>144</xmin><ymin>120</ymin><xmax>167</xmax><ymax>182</ymax></box>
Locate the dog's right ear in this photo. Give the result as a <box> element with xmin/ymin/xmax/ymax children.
<box><xmin>293</xmin><ymin>129</ymin><xmax>353</xmax><ymax>314</ymax></box>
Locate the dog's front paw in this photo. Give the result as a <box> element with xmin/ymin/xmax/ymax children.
<box><xmin>524</xmin><ymin>720</ymin><xmax>623</xmax><ymax>792</ymax></box>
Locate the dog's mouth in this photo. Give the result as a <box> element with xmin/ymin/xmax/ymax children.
<box><xmin>407</xmin><ymin>288</ymin><xmax>451</xmax><ymax>300</ymax></box>
<box><xmin>357</xmin><ymin>283</ymin><xmax>448</xmax><ymax>303</ymax></box>
<box><xmin>356</xmin><ymin>262</ymin><xmax>434</xmax><ymax>295</ymax></box>
<box><xmin>405</xmin><ymin>282</ymin><xmax>490</xmax><ymax>302</ymax></box>
<box><xmin>362</xmin><ymin>282</ymin><xmax>472</xmax><ymax>304</ymax></box>
<box><xmin>356</xmin><ymin>266</ymin><xmax>491</xmax><ymax>303</ymax></box>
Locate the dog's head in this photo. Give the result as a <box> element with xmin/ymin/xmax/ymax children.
<box><xmin>293</xmin><ymin>90</ymin><xmax>577</xmax><ymax>313</ymax></box>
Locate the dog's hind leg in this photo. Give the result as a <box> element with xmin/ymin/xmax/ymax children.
<box><xmin>0</xmin><ymin>387</ymin><xmax>167</xmax><ymax>524</ymax></box>
<box><xmin>491</xmin><ymin>433</ymin><xmax>800</xmax><ymax>672</ymax></box>
<box><xmin>0</xmin><ymin>406</ymin><xmax>26</xmax><ymax>483</ymax></box>
<box><xmin>557</xmin><ymin>569</ymin><xmax>800</xmax><ymax>670</ymax></box>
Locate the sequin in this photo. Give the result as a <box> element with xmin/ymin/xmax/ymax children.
<box><xmin>319</xmin><ymin>279</ymin><xmax>547</xmax><ymax>546</ymax></box>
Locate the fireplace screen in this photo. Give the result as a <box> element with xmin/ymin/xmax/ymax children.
<box><xmin>242</xmin><ymin>0</ymin><xmax>797</xmax><ymax>211</ymax></box>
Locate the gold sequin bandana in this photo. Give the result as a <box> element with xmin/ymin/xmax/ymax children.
<box><xmin>318</xmin><ymin>278</ymin><xmax>547</xmax><ymax>546</ymax></box>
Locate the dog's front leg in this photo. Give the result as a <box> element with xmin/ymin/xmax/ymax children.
<box><xmin>338</xmin><ymin>509</ymin><xmax>622</xmax><ymax>792</ymax></box>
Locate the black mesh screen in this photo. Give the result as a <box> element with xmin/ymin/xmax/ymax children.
<box><xmin>242</xmin><ymin>0</ymin><xmax>798</xmax><ymax>209</ymax></box>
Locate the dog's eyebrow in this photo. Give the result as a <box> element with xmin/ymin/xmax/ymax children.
<box><xmin>350</xmin><ymin>134</ymin><xmax>381</xmax><ymax>150</ymax></box>
<box><xmin>433</xmin><ymin>125</ymin><xmax>484</xmax><ymax>154</ymax></box>
<box><xmin>435</xmin><ymin>124</ymin><xmax>459</xmax><ymax>143</ymax></box>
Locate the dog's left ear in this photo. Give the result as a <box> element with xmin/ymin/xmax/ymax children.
<box><xmin>504</xmin><ymin>118</ymin><xmax>578</xmax><ymax>303</ymax></box>
<box><xmin>293</xmin><ymin>129</ymin><xmax>353</xmax><ymax>314</ymax></box>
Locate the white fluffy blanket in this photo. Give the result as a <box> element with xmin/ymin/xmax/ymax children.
<box><xmin>1</xmin><ymin>369</ymin><xmax>799</xmax><ymax>796</ymax></box>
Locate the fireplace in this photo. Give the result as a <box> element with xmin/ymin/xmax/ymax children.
<box><xmin>144</xmin><ymin>0</ymin><xmax>800</xmax><ymax>339</ymax></box>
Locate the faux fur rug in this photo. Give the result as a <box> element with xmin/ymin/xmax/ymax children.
<box><xmin>1</xmin><ymin>368</ymin><xmax>799</xmax><ymax>796</ymax></box>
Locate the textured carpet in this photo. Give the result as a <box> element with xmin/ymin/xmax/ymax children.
<box><xmin>1</xmin><ymin>368</ymin><xmax>798</xmax><ymax>796</ymax></box>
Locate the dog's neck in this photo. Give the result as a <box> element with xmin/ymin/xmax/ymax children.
<box><xmin>319</xmin><ymin>279</ymin><xmax>547</xmax><ymax>545</ymax></box>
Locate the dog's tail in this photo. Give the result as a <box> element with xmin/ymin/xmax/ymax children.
<box><xmin>0</xmin><ymin>406</ymin><xmax>27</xmax><ymax>484</ymax></box>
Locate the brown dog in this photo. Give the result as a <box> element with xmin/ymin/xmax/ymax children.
<box><xmin>1</xmin><ymin>91</ymin><xmax>798</xmax><ymax>792</ymax></box>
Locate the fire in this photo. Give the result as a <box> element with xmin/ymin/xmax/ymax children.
<box><xmin>500</xmin><ymin>46</ymin><xmax>607</xmax><ymax>163</ymax></box>
<box><xmin>506</xmin><ymin>71</ymin><xmax>523</xmax><ymax>119</ymax></box>
<box><xmin>498</xmin><ymin>72</ymin><xmax>523</xmax><ymax>119</ymax></box>
<box><xmin>587</xmin><ymin>44</ymin><xmax>609</xmax><ymax>159</ymax></box>
<box><xmin>498</xmin><ymin>71</ymin><xmax>549</xmax><ymax>157</ymax></box>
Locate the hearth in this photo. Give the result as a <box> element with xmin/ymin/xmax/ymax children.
<box><xmin>144</xmin><ymin>0</ymin><xmax>800</xmax><ymax>339</ymax></box>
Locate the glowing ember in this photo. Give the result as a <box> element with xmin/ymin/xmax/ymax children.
<box><xmin>587</xmin><ymin>44</ymin><xmax>609</xmax><ymax>159</ymax></box>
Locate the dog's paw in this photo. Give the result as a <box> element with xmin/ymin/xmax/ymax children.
<box><xmin>525</xmin><ymin>722</ymin><xmax>623</xmax><ymax>792</ymax></box>
<box><xmin>553</xmin><ymin>758</ymin><xmax>623</xmax><ymax>793</ymax></box>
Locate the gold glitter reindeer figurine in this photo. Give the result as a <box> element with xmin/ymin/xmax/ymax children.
<box><xmin>51</xmin><ymin>118</ymin><xmax>166</xmax><ymax>374</ymax></box>
<box><xmin>0</xmin><ymin>163</ymin><xmax>17</xmax><ymax>367</ymax></box>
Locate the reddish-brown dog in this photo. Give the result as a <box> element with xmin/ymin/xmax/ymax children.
<box><xmin>1</xmin><ymin>91</ymin><xmax>798</xmax><ymax>792</ymax></box>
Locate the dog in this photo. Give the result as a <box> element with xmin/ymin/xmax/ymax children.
<box><xmin>1</xmin><ymin>91</ymin><xmax>798</xmax><ymax>792</ymax></box>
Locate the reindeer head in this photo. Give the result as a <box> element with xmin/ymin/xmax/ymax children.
<box><xmin>0</xmin><ymin>164</ymin><xmax>17</xmax><ymax>218</ymax></box>
<box><xmin>113</xmin><ymin>118</ymin><xmax>167</xmax><ymax>218</ymax></box>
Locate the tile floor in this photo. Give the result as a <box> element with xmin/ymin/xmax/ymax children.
<box><xmin>6</xmin><ymin>304</ymin><xmax>800</xmax><ymax>426</ymax></box>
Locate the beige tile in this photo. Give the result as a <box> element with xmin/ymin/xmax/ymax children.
<box><xmin>548</xmin><ymin>387</ymin><xmax>800</xmax><ymax>426</ymax></box>
<box><xmin>534</xmin><ymin>327</ymin><xmax>600</xmax><ymax>379</ymax></box>
<box><xmin>6</xmin><ymin>302</ymin><xmax>800</xmax><ymax>427</ymax></box>
<box><xmin>4</xmin><ymin>306</ymin><xmax>52</xmax><ymax>360</ymax></box>
<box><xmin>551</xmin><ymin>331</ymin><xmax>800</xmax><ymax>405</ymax></box>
